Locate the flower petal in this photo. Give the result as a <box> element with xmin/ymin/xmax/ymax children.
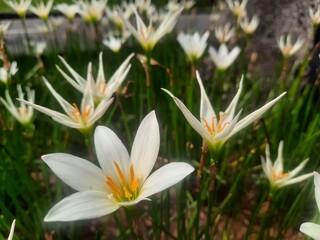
<box><xmin>230</xmin><ymin>92</ymin><xmax>286</xmax><ymax>136</ymax></box>
<box><xmin>314</xmin><ymin>172</ymin><xmax>320</xmax><ymax>212</ymax></box>
<box><xmin>197</xmin><ymin>71</ymin><xmax>216</xmax><ymax>121</ymax></box>
<box><xmin>300</xmin><ymin>222</ymin><xmax>320</xmax><ymax>240</ymax></box>
<box><xmin>44</xmin><ymin>191</ymin><xmax>119</xmax><ymax>222</ymax></box>
<box><xmin>162</xmin><ymin>88</ymin><xmax>212</xmax><ymax>142</ymax></box>
<box><xmin>138</xmin><ymin>162</ymin><xmax>194</xmax><ymax>200</ymax></box>
<box><xmin>94</xmin><ymin>126</ymin><xmax>130</xmax><ymax>180</ymax></box>
<box><xmin>42</xmin><ymin>153</ymin><xmax>106</xmax><ymax>192</ymax></box>
<box><xmin>131</xmin><ymin>111</ymin><xmax>160</xmax><ymax>180</ymax></box>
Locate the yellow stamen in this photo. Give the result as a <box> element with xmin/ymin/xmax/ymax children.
<box><xmin>106</xmin><ymin>176</ymin><xmax>123</xmax><ymax>198</ymax></box>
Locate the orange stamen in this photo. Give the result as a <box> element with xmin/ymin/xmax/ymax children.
<box><xmin>271</xmin><ymin>167</ymin><xmax>289</xmax><ymax>181</ymax></box>
<box><xmin>106</xmin><ymin>176</ymin><xmax>123</xmax><ymax>197</ymax></box>
<box><xmin>114</xmin><ymin>161</ymin><xmax>125</xmax><ymax>186</ymax></box>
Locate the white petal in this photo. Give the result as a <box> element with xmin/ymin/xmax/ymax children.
<box><xmin>94</xmin><ymin>126</ymin><xmax>130</xmax><ymax>180</ymax></box>
<box><xmin>87</xmin><ymin>98</ymin><xmax>113</xmax><ymax>126</ymax></box>
<box><xmin>42</xmin><ymin>153</ymin><xmax>106</xmax><ymax>192</ymax></box>
<box><xmin>230</xmin><ymin>92</ymin><xmax>286</xmax><ymax>136</ymax></box>
<box><xmin>138</xmin><ymin>162</ymin><xmax>194</xmax><ymax>199</ymax></box>
<box><xmin>44</xmin><ymin>191</ymin><xmax>119</xmax><ymax>222</ymax></box>
<box><xmin>300</xmin><ymin>222</ymin><xmax>320</xmax><ymax>240</ymax></box>
<box><xmin>197</xmin><ymin>71</ymin><xmax>216</xmax><ymax>121</ymax></box>
<box><xmin>224</xmin><ymin>76</ymin><xmax>243</xmax><ymax>121</ymax></box>
<box><xmin>8</xmin><ymin>219</ymin><xmax>15</xmax><ymax>240</ymax></box>
<box><xmin>274</xmin><ymin>140</ymin><xmax>284</xmax><ymax>173</ymax></box>
<box><xmin>130</xmin><ymin>111</ymin><xmax>160</xmax><ymax>180</ymax></box>
<box><xmin>314</xmin><ymin>172</ymin><xmax>320</xmax><ymax>212</ymax></box>
<box><xmin>278</xmin><ymin>172</ymin><xmax>313</xmax><ymax>187</ymax></box>
<box><xmin>162</xmin><ymin>88</ymin><xmax>212</xmax><ymax>142</ymax></box>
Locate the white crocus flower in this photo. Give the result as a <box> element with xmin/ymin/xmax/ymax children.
<box><xmin>43</xmin><ymin>111</ymin><xmax>194</xmax><ymax>221</ymax></box>
<box><xmin>55</xmin><ymin>4</ymin><xmax>79</xmax><ymax>22</ymax></box>
<box><xmin>103</xmin><ymin>35</ymin><xmax>123</xmax><ymax>52</ymax></box>
<box><xmin>277</xmin><ymin>34</ymin><xmax>304</xmax><ymax>58</ymax></box>
<box><xmin>18</xmin><ymin>76</ymin><xmax>113</xmax><ymax>133</ymax></box>
<box><xmin>4</xmin><ymin>0</ymin><xmax>31</xmax><ymax>18</ymax></box>
<box><xmin>309</xmin><ymin>5</ymin><xmax>320</xmax><ymax>26</ymax></box>
<box><xmin>76</xmin><ymin>0</ymin><xmax>107</xmax><ymax>24</ymax></box>
<box><xmin>162</xmin><ymin>72</ymin><xmax>286</xmax><ymax>150</ymax></box>
<box><xmin>29</xmin><ymin>0</ymin><xmax>54</xmax><ymax>21</ymax></box>
<box><xmin>226</xmin><ymin>0</ymin><xmax>248</xmax><ymax>18</ymax></box>
<box><xmin>240</xmin><ymin>15</ymin><xmax>259</xmax><ymax>35</ymax></box>
<box><xmin>0</xmin><ymin>84</ymin><xmax>34</xmax><ymax>125</ymax></box>
<box><xmin>7</xmin><ymin>219</ymin><xmax>16</xmax><ymax>240</ymax></box>
<box><xmin>56</xmin><ymin>53</ymin><xmax>134</xmax><ymax>104</ymax></box>
<box><xmin>208</xmin><ymin>44</ymin><xmax>241</xmax><ymax>70</ymax></box>
<box><xmin>300</xmin><ymin>172</ymin><xmax>320</xmax><ymax>240</ymax></box>
<box><xmin>120</xmin><ymin>6</ymin><xmax>183</xmax><ymax>52</ymax></box>
<box><xmin>214</xmin><ymin>23</ymin><xmax>236</xmax><ymax>44</ymax></box>
<box><xmin>0</xmin><ymin>61</ymin><xmax>18</xmax><ymax>84</ymax></box>
<box><xmin>177</xmin><ymin>31</ymin><xmax>210</xmax><ymax>63</ymax></box>
<box><xmin>261</xmin><ymin>141</ymin><xmax>312</xmax><ymax>189</ymax></box>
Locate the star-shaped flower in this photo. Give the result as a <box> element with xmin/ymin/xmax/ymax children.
<box><xmin>43</xmin><ymin>111</ymin><xmax>194</xmax><ymax>221</ymax></box>
<box><xmin>163</xmin><ymin>72</ymin><xmax>286</xmax><ymax>150</ymax></box>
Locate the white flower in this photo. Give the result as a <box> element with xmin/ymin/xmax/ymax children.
<box><xmin>177</xmin><ymin>31</ymin><xmax>210</xmax><ymax>63</ymax></box>
<box><xmin>18</xmin><ymin>77</ymin><xmax>113</xmax><ymax>132</ymax></box>
<box><xmin>56</xmin><ymin>52</ymin><xmax>134</xmax><ymax>104</ymax></box>
<box><xmin>300</xmin><ymin>172</ymin><xmax>320</xmax><ymax>240</ymax></box>
<box><xmin>0</xmin><ymin>61</ymin><xmax>18</xmax><ymax>84</ymax></box>
<box><xmin>309</xmin><ymin>5</ymin><xmax>320</xmax><ymax>26</ymax></box>
<box><xmin>162</xmin><ymin>72</ymin><xmax>286</xmax><ymax>150</ymax></box>
<box><xmin>103</xmin><ymin>35</ymin><xmax>123</xmax><ymax>52</ymax></box>
<box><xmin>135</xmin><ymin>0</ymin><xmax>155</xmax><ymax>15</ymax></box>
<box><xmin>208</xmin><ymin>44</ymin><xmax>240</xmax><ymax>70</ymax></box>
<box><xmin>7</xmin><ymin>219</ymin><xmax>16</xmax><ymax>240</ymax></box>
<box><xmin>181</xmin><ymin>0</ymin><xmax>195</xmax><ymax>11</ymax></box>
<box><xmin>226</xmin><ymin>0</ymin><xmax>248</xmax><ymax>17</ymax></box>
<box><xmin>261</xmin><ymin>141</ymin><xmax>312</xmax><ymax>189</ymax></box>
<box><xmin>120</xmin><ymin>6</ymin><xmax>183</xmax><ymax>52</ymax></box>
<box><xmin>0</xmin><ymin>22</ymin><xmax>11</xmax><ymax>36</ymax></box>
<box><xmin>0</xmin><ymin>84</ymin><xmax>34</xmax><ymax>125</ymax></box>
<box><xmin>106</xmin><ymin>5</ymin><xmax>133</xmax><ymax>30</ymax></box>
<box><xmin>166</xmin><ymin>0</ymin><xmax>182</xmax><ymax>13</ymax></box>
<box><xmin>214</xmin><ymin>23</ymin><xmax>236</xmax><ymax>43</ymax></box>
<box><xmin>30</xmin><ymin>41</ymin><xmax>47</xmax><ymax>56</ymax></box>
<box><xmin>3</xmin><ymin>0</ymin><xmax>31</xmax><ymax>18</ymax></box>
<box><xmin>240</xmin><ymin>15</ymin><xmax>259</xmax><ymax>35</ymax></box>
<box><xmin>76</xmin><ymin>0</ymin><xmax>107</xmax><ymax>23</ymax></box>
<box><xmin>277</xmin><ymin>34</ymin><xmax>304</xmax><ymax>58</ymax></box>
<box><xmin>29</xmin><ymin>0</ymin><xmax>54</xmax><ymax>21</ymax></box>
<box><xmin>43</xmin><ymin>111</ymin><xmax>194</xmax><ymax>221</ymax></box>
<box><xmin>55</xmin><ymin>3</ymin><xmax>79</xmax><ymax>21</ymax></box>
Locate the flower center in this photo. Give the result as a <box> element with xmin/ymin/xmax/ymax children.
<box><xmin>106</xmin><ymin>161</ymin><xmax>142</xmax><ymax>202</ymax></box>
<box><xmin>70</xmin><ymin>103</ymin><xmax>93</xmax><ymax>124</ymax></box>
<box><xmin>97</xmin><ymin>81</ymin><xmax>108</xmax><ymax>95</ymax></box>
<box><xmin>271</xmin><ymin>167</ymin><xmax>289</xmax><ymax>181</ymax></box>
<box><xmin>201</xmin><ymin>112</ymin><xmax>230</xmax><ymax>136</ymax></box>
